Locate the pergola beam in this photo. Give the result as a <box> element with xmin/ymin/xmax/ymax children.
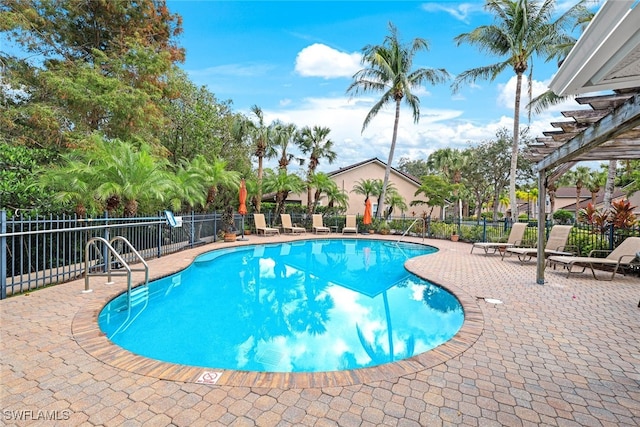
<box><xmin>535</xmin><ymin>94</ymin><xmax>640</xmax><ymax>172</ymax></box>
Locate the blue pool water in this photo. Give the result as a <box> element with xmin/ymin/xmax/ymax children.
<box><xmin>98</xmin><ymin>239</ymin><xmax>464</xmax><ymax>373</ymax></box>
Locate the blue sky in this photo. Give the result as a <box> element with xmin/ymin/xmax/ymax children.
<box><xmin>168</xmin><ymin>1</ymin><xmax>597</xmax><ymax>173</ymax></box>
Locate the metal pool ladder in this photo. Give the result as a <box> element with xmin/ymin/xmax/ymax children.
<box><xmin>396</xmin><ymin>218</ymin><xmax>426</xmax><ymax>244</ymax></box>
<box><xmin>83</xmin><ymin>236</ymin><xmax>149</xmax><ymax>306</ymax></box>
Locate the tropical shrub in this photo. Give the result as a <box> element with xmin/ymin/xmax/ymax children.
<box><xmin>610</xmin><ymin>199</ymin><xmax>637</xmax><ymax>229</ymax></box>
<box><xmin>553</xmin><ymin>209</ymin><xmax>573</xmax><ymax>224</ymax></box>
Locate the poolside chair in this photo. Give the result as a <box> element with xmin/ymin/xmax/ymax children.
<box><xmin>471</xmin><ymin>222</ymin><xmax>527</xmax><ymax>255</ymax></box>
<box><xmin>312</xmin><ymin>214</ymin><xmax>330</xmax><ymax>234</ymax></box>
<box><xmin>253</xmin><ymin>214</ymin><xmax>279</xmax><ymax>236</ymax></box>
<box><xmin>342</xmin><ymin>215</ymin><xmax>357</xmax><ymax>234</ymax></box>
<box><xmin>547</xmin><ymin>236</ymin><xmax>640</xmax><ymax>280</ymax></box>
<box><xmin>502</xmin><ymin>225</ymin><xmax>574</xmax><ymax>264</ymax></box>
<box><xmin>280</xmin><ymin>214</ymin><xmax>305</xmax><ymax>234</ymax></box>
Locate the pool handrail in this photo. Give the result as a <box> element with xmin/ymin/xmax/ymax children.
<box><xmin>396</xmin><ymin>218</ymin><xmax>425</xmax><ymax>244</ymax></box>
<box><xmin>83</xmin><ymin>236</ymin><xmax>149</xmax><ymax>306</ymax></box>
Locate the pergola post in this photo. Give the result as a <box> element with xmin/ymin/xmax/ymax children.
<box><xmin>536</xmin><ymin>169</ymin><xmax>547</xmax><ymax>285</ymax></box>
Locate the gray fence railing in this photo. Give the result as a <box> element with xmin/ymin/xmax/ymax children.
<box><xmin>3</xmin><ymin>210</ymin><xmax>638</xmax><ymax>299</ymax></box>
<box><xmin>0</xmin><ymin>211</ymin><xmax>230</xmax><ymax>299</ymax></box>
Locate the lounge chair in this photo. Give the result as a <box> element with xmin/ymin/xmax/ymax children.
<box><xmin>253</xmin><ymin>214</ymin><xmax>279</xmax><ymax>236</ymax></box>
<box><xmin>502</xmin><ymin>225</ymin><xmax>574</xmax><ymax>264</ymax></box>
<box><xmin>547</xmin><ymin>236</ymin><xmax>640</xmax><ymax>280</ymax></box>
<box><xmin>280</xmin><ymin>214</ymin><xmax>305</xmax><ymax>234</ymax></box>
<box><xmin>342</xmin><ymin>215</ymin><xmax>357</xmax><ymax>234</ymax></box>
<box><xmin>312</xmin><ymin>214</ymin><xmax>330</xmax><ymax>234</ymax></box>
<box><xmin>471</xmin><ymin>222</ymin><xmax>527</xmax><ymax>255</ymax></box>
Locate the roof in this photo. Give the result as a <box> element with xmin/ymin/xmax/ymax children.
<box><xmin>549</xmin><ymin>0</ymin><xmax>640</xmax><ymax>96</ymax></box>
<box><xmin>327</xmin><ymin>158</ymin><xmax>422</xmax><ymax>186</ymax></box>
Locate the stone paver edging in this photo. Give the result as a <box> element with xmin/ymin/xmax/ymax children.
<box><xmin>71</xmin><ymin>236</ymin><xmax>483</xmax><ymax>388</ymax></box>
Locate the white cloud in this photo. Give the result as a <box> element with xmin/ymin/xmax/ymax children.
<box><xmin>421</xmin><ymin>2</ymin><xmax>483</xmax><ymax>24</ymax></box>
<box><xmin>294</xmin><ymin>44</ymin><xmax>362</xmax><ymax>79</ymax></box>
<box><xmin>496</xmin><ymin>75</ymin><xmax>577</xmax><ymax>114</ymax></box>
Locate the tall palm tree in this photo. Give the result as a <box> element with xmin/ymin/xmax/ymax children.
<box><xmin>587</xmin><ymin>168</ymin><xmax>607</xmax><ymax>206</ymax></box>
<box><xmin>427</xmin><ymin>148</ymin><xmax>468</xmax><ymax>220</ymax></box>
<box><xmin>347</xmin><ymin>22</ymin><xmax>450</xmax><ymax>219</ymax></box>
<box><xmin>297</xmin><ymin>126</ymin><xmax>337</xmax><ymax>216</ymax></box>
<box><xmin>273</xmin><ymin>121</ymin><xmax>298</xmax><ymax>171</ymax></box>
<box><xmin>239</xmin><ymin>106</ymin><xmax>278</xmax><ymax>213</ymax></box>
<box><xmin>603</xmin><ymin>160</ymin><xmax>617</xmax><ymax>210</ymax></box>
<box><xmin>453</xmin><ymin>0</ymin><xmax>589</xmax><ymax>221</ymax></box>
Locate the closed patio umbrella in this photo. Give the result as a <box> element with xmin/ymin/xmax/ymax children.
<box><xmin>238</xmin><ymin>179</ymin><xmax>248</xmax><ymax>240</ymax></box>
<box><xmin>363</xmin><ymin>197</ymin><xmax>372</xmax><ymax>229</ymax></box>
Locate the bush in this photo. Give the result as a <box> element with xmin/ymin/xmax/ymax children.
<box><xmin>553</xmin><ymin>209</ymin><xmax>574</xmax><ymax>225</ymax></box>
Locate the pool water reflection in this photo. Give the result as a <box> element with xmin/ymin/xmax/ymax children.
<box><xmin>99</xmin><ymin>239</ymin><xmax>464</xmax><ymax>373</ymax></box>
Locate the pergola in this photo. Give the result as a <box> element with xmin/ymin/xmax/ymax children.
<box><xmin>527</xmin><ymin>0</ymin><xmax>640</xmax><ymax>284</ymax></box>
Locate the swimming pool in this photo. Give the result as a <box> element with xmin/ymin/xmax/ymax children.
<box><xmin>98</xmin><ymin>239</ymin><xmax>464</xmax><ymax>373</ymax></box>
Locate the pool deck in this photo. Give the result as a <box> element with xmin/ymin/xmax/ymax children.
<box><xmin>1</xmin><ymin>233</ymin><xmax>639</xmax><ymax>426</ymax></box>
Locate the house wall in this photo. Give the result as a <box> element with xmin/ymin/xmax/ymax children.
<box><xmin>289</xmin><ymin>160</ymin><xmax>441</xmax><ymax>218</ymax></box>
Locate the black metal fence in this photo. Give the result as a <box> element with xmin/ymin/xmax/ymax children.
<box><xmin>2</xmin><ymin>210</ymin><xmax>638</xmax><ymax>299</ymax></box>
<box><xmin>0</xmin><ymin>210</ymin><xmax>228</xmax><ymax>298</ymax></box>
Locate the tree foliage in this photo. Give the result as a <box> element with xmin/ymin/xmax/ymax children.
<box><xmin>1</xmin><ymin>0</ymin><xmax>185</xmax><ymax>149</ymax></box>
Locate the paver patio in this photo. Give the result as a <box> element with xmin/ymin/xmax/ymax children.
<box><xmin>1</xmin><ymin>234</ymin><xmax>639</xmax><ymax>426</ymax></box>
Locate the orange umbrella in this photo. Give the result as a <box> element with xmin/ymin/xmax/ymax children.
<box><xmin>238</xmin><ymin>179</ymin><xmax>248</xmax><ymax>240</ymax></box>
<box><xmin>363</xmin><ymin>198</ymin><xmax>372</xmax><ymax>226</ymax></box>
<box><xmin>238</xmin><ymin>179</ymin><xmax>248</xmax><ymax>215</ymax></box>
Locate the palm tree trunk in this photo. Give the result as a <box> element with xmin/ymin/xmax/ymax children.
<box><xmin>378</xmin><ymin>99</ymin><xmax>402</xmax><ymax>219</ymax></box>
<box><xmin>603</xmin><ymin>160</ymin><xmax>616</xmax><ymax>210</ymax></box>
<box><xmin>256</xmin><ymin>156</ymin><xmax>263</xmax><ymax>213</ymax></box>
<box><xmin>509</xmin><ymin>72</ymin><xmax>523</xmax><ymax>222</ymax></box>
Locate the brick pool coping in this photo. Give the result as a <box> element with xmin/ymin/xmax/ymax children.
<box><xmin>71</xmin><ymin>235</ymin><xmax>483</xmax><ymax>388</ymax></box>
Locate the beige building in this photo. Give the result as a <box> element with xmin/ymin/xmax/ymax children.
<box><xmin>287</xmin><ymin>158</ymin><xmax>441</xmax><ymax>218</ymax></box>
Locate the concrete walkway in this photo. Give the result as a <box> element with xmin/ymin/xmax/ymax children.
<box><xmin>1</xmin><ymin>234</ymin><xmax>639</xmax><ymax>426</ymax></box>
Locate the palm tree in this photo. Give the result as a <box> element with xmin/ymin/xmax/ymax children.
<box><xmin>91</xmin><ymin>139</ymin><xmax>173</xmax><ymax>216</ymax></box>
<box><xmin>587</xmin><ymin>168</ymin><xmax>607</xmax><ymax>206</ymax></box>
<box><xmin>297</xmin><ymin>126</ymin><xmax>337</xmax><ymax>216</ymax></box>
<box><xmin>239</xmin><ymin>106</ymin><xmax>278</xmax><ymax>213</ymax></box>
<box><xmin>427</xmin><ymin>148</ymin><xmax>468</xmax><ymax>220</ymax></box>
<box><xmin>189</xmin><ymin>156</ymin><xmax>240</xmax><ymax>210</ymax></box>
<box><xmin>347</xmin><ymin>22</ymin><xmax>450</xmax><ymax>219</ymax></box>
<box><xmin>324</xmin><ymin>184</ymin><xmax>349</xmax><ymax>214</ymax></box>
<box><xmin>167</xmin><ymin>158</ymin><xmax>208</xmax><ymax>212</ymax></box>
<box><xmin>453</xmin><ymin>0</ymin><xmax>589</xmax><ymax>221</ymax></box>
<box><xmin>603</xmin><ymin>160</ymin><xmax>617</xmax><ymax>210</ymax></box>
<box><xmin>37</xmin><ymin>156</ymin><xmax>97</xmax><ymax>217</ymax></box>
<box><xmin>262</xmin><ymin>168</ymin><xmax>306</xmax><ymax>217</ymax></box>
<box><xmin>273</xmin><ymin>121</ymin><xmax>298</xmax><ymax>171</ymax></box>
<box><xmin>352</xmin><ymin>178</ymin><xmax>380</xmax><ymax>201</ymax></box>
<box><xmin>308</xmin><ymin>172</ymin><xmax>335</xmax><ymax>215</ymax></box>
<box><xmin>384</xmin><ymin>188</ymin><xmax>407</xmax><ymax>219</ymax></box>
<box><xmin>559</xmin><ymin>165</ymin><xmax>591</xmax><ymax>215</ymax></box>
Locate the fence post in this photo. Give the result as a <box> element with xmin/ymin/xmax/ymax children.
<box><xmin>102</xmin><ymin>211</ymin><xmax>109</xmax><ymax>273</ymax></box>
<box><xmin>1</xmin><ymin>210</ymin><xmax>6</xmax><ymax>300</ymax></box>
<box><xmin>608</xmin><ymin>224</ymin><xmax>615</xmax><ymax>251</ymax></box>
<box><xmin>157</xmin><ymin>212</ymin><xmax>162</xmax><ymax>258</ymax></box>
<box><xmin>482</xmin><ymin>217</ymin><xmax>487</xmax><ymax>242</ymax></box>
<box><xmin>190</xmin><ymin>211</ymin><xmax>195</xmax><ymax>248</ymax></box>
